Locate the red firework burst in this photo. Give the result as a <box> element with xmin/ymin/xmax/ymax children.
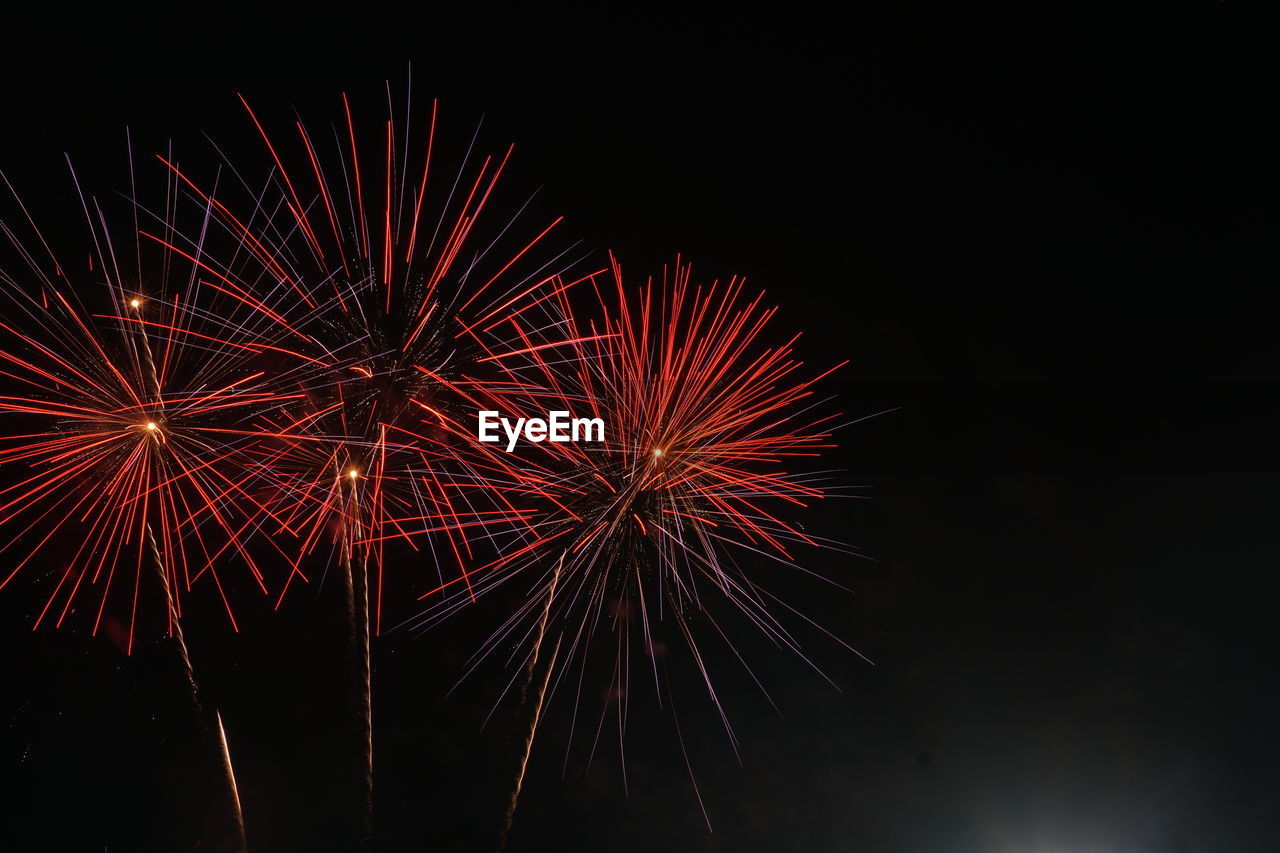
<box><xmin>135</xmin><ymin>83</ymin><xmax>609</xmax><ymax>844</ymax></box>
<box><xmin>148</xmin><ymin>87</ymin><xmax>603</xmax><ymax>633</ymax></box>
<box><xmin>0</xmin><ymin>160</ymin><xmax>296</xmax><ymax>653</ymax></box>
<box><xmin>408</xmin><ymin>254</ymin><xmax>869</xmax><ymax>825</ymax></box>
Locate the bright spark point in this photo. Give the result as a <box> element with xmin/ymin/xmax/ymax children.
<box><xmin>130</xmin><ymin>298</ymin><xmax>141</xmax><ymax>308</ymax></box>
<box><xmin>652</xmin><ymin>448</ymin><xmax>664</xmax><ymax>458</ymax></box>
<box><xmin>146</xmin><ymin>422</ymin><xmax>157</xmax><ymax>431</ymax></box>
<box><xmin>349</xmin><ymin>469</ymin><xmax>359</xmax><ymax>479</ymax></box>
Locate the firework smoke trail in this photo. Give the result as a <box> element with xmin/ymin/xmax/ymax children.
<box><xmin>151</xmin><ymin>522</ymin><xmax>248</xmax><ymax>850</ymax></box>
<box><xmin>339</xmin><ymin>470</ymin><xmax>374</xmax><ymax>847</ymax></box>
<box><xmin>214</xmin><ymin>710</ymin><xmax>247</xmax><ymax>846</ymax></box>
<box><xmin>496</xmin><ymin>550</ymin><xmax>565</xmax><ymax>851</ymax></box>
<box><xmin>154</xmin><ymin>81</ymin><xmax>593</xmax><ymax>845</ymax></box>
<box><xmin>407</xmin><ymin>254</ymin><xmax>875</xmax><ymax>834</ymax></box>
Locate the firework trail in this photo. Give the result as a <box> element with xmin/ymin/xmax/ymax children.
<box><xmin>214</xmin><ymin>709</ymin><xmax>247</xmax><ymax>845</ymax></box>
<box><xmin>340</xmin><ymin>474</ymin><xmax>374</xmax><ymax>844</ymax></box>
<box><xmin>497</xmin><ymin>551</ymin><xmax>564</xmax><ymax>851</ymax></box>
<box><xmin>152</xmin><ymin>523</ymin><xmax>248</xmax><ymax>849</ymax></box>
<box><xmin>406</xmin><ymin>254</ymin><xmax>874</xmax><ymax>837</ymax></box>
<box><xmin>154</xmin><ymin>81</ymin><xmax>596</xmax><ymax>845</ymax></box>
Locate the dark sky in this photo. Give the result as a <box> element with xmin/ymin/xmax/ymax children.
<box><xmin>2</xmin><ymin>5</ymin><xmax>1278</xmax><ymax>852</ymax></box>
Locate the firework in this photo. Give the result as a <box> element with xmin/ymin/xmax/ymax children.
<box><xmin>408</xmin><ymin>254</ymin><xmax>868</xmax><ymax>835</ymax></box>
<box><xmin>151</xmin><ymin>83</ymin><xmax>597</xmax><ymax>846</ymax></box>
<box><xmin>0</xmin><ymin>147</ymin><xmax>287</xmax><ymax>850</ymax></box>
<box><xmin>1</xmin><ymin>75</ymin><xmax>864</xmax><ymax>844</ymax></box>
<box><xmin>152</xmin><ymin>87</ymin><xmax>597</xmax><ymax>626</ymax></box>
<box><xmin>0</xmin><ymin>157</ymin><xmax>295</xmax><ymax>652</ymax></box>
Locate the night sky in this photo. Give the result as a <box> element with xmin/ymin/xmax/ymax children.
<box><xmin>2</xmin><ymin>6</ymin><xmax>1278</xmax><ymax>851</ymax></box>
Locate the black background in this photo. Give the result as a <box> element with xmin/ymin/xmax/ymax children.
<box><xmin>2</xmin><ymin>5</ymin><xmax>1278</xmax><ymax>851</ymax></box>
